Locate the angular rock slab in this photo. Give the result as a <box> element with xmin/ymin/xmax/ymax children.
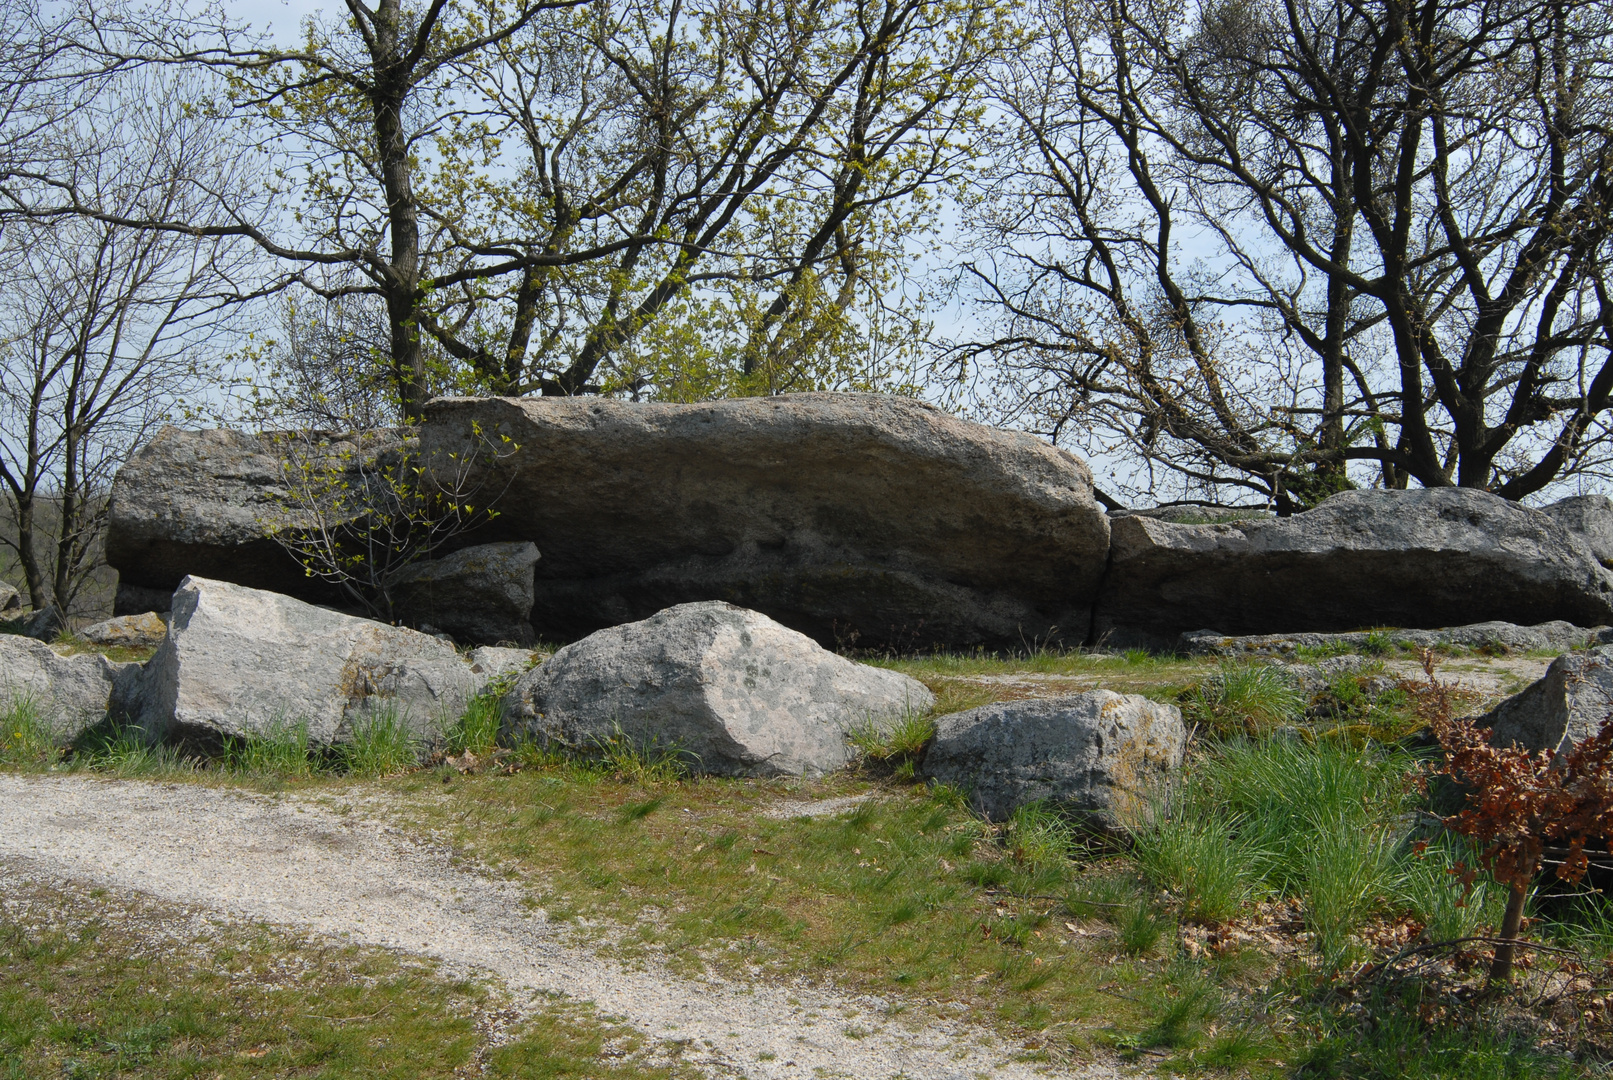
<box><xmin>1181</xmin><ymin>620</ymin><xmax>1609</xmax><ymax>658</ymax></box>
<box><xmin>1478</xmin><ymin>646</ymin><xmax>1613</xmax><ymax>754</ymax></box>
<box><xmin>0</xmin><ymin>582</ymin><xmax>17</xmax><ymax>612</ymax></box>
<box><xmin>499</xmin><ymin>601</ymin><xmax>935</xmax><ymax>776</ymax></box>
<box><xmin>920</xmin><ymin>692</ymin><xmax>1186</xmax><ymax>829</ymax></box>
<box><xmin>135</xmin><ymin>576</ymin><xmax>479</xmax><ymax>743</ymax></box>
<box><xmin>1095</xmin><ymin>489</ymin><xmax>1613</xmax><ymax>644</ymax></box>
<box><xmin>423</xmin><ymin>393</ymin><xmax>1111</xmax><ymax>650</ymax></box>
<box><xmin>105</xmin><ymin>426</ymin><xmax>408</xmax><ymax>609</ymax></box>
<box><xmin>0</xmin><ymin>636</ymin><xmax>140</xmax><ymax>744</ymax></box>
<box><xmin>392</xmin><ymin>541</ymin><xmax>539</xmax><ymax>646</ymax></box>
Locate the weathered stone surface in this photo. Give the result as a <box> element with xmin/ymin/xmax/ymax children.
<box><xmin>0</xmin><ymin>636</ymin><xmax>139</xmax><ymax>743</ymax></box>
<box><xmin>105</xmin><ymin>426</ymin><xmax>408</xmax><ymax>607</ymax></box>
<box><xmin>919</xmin><ymin>692</ymin><xmax>1186</xmax><ymax>828</ymax></box>
<box><xmin>1542</xmin><ymin>495</ymin><xmax>1613</xmax><ymax>568</ymax></box>
<box><xmin>423</xmin><ymin>393</ymin><xmax>1111</xmax><ymax>650</ymax></box>
<box><xmin>1477</xmin><ymin>646</ymin><xmax>1613</xmax><ymax>754</ymax></box>
<box><xmin>134</xmin><ymin>576</ymin><xmax>479</xmax><ymax>744</ymax></box>
<box><xmin>499</xmin><ymin>601</ymin><xmax>934</xmax><ymax>776</ymax></box>
<box><xmin>392</xmin><ymin>542</ymin><xmax>539</xmax><ymax>646</ymax></box>
<box><xmin>467</xmin><ymin>646</ymin><xmax>537</xmax><ymax>683</ymax></box>
<box><xmin>0</xmin><ymin>582</ymin><xmax>18</xmax><ymax>612</ymax></box>
<box><xmin>79</xmin><ymin>612</ymin><xmax>168</xmax><ymax>649</ymax></box>
<box><xmin>1095</xmin><ymin>489</ymin><xmax>1613</xmax><ymax>644</ymax></box>
<box><xmin>1181</xmin><ymin>620</ymin><xmax>1609</xmax><ymax>658</ymax></box>
<box><xmin>0</xmin><ymin>605</ymin><xmax>67</xmax><ymax>642</ymax></box>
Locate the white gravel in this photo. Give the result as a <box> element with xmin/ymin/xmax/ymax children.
<box><xmin>0</xmin><ymin>773</ymin><xmax>1128</xmax><ymax>1079</ymax></box>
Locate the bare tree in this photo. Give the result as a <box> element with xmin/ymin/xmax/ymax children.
<box><xmin>0</xmin><ymin>63</ymin><xmax>254</xmax><ymax>614</ymax></box>
<box><xmin>949</xmin><ymin>0</ymin><xmax>1613</xmax><ymax>511</ymax></box>
<box><xmin>27</xmin><ymin>0</ymin><xmax>998</xmax><ymax>414</ymax></box>
<box><xmin>248</xmin><ymin>291</ymin><xmax>401</xmax><ymax>431</ymax></box>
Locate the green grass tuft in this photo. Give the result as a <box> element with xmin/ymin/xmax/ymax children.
<box><xmin>338</xmin><ymin>708</ymin><xmax>419</xmax><ymax>778</ymax></box>
<box><xmin>219</xmin><ymin>719</ymin><xmax>313</xmax><ymax>778</ymax></box>
<box><xmin>1182</xmin><ymin>661</ymin><xmax>1302</xmax><ymax>737</ymax></box>
<box><xmin>0</xmin><ymin>693</ymin><xmax>57</xmax><ymax>768</ymax></box>
<box><xmin>847</xmin><ymin>710</ymin><xmax>935</xmax><ymax>772</ymax></box>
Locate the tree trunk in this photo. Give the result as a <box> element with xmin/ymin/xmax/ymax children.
<box><xmin>368</xmin><ymin>0</ymin><xmax>427</xmax><ymax>421</ymax></box>
<box><xmin>13</xmin><ymin>493</ymin><xmax>50</xmax><ymax>610</ymax></box>
<box><xmin>1489</xmin><ymin>881</ymin><xmax>1529</xmax><ymax>983</ymax></box>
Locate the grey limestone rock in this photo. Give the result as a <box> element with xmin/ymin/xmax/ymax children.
<box><xmin>1096</xmin><ymin>489</ymin><xmax>1613</xmax><ymax>644</ymax></box>
<box><xmin>1477</xmin><ymin>646</ymin><xmax>1613</xmax><ymax>754</ymax></box>
<box><xmin>392</xmin><ymin>541</ymin><xmax>539</xmax><ymax>646</ymax></box>
<box><xmin>105</xmin><ymin>426</ymin><xmax>409</xmax><ymax>608</ymax></box>
<box><xmin>1541</xmin><ymin>494</ymin><xmax>1613</xmax><ymax>568</ymax></box>
<box><xmin>1</xmin><ymin>605</ymin><xmax>67</xmax><ymax>642</ymax></box>
<box><xmin>0</xmin><ymin>635</ymin><xmax>140</xmax><ymax>743</ymax></box>
<box><xmin>499</xmin><ymin>601</ymin><xmax>934</xmax><ymax>776</ymax></box>
<box><xmin>1181</xmin><ymin>619</ymin><xmax>1607</xmax><ymax>658</ymax></box>
<box><xmin>919</xmin><ymin>692</ymin><xmax>1186</xmax><ymax>830</ymax></box>
<box><xmin>79</xmin><ymin>612</ymin><xmax>168</xmax><ymax>649</ymax></box>
<box><xmin>423</xmin><ymin>393</ymin><xmax>1111</xmax><ymax>651</ymax></box>
<box><xmin>467</xmin><ymin>645</ymin><xmax>537</xmax><ymax>684</ymax></box>
<box><xmin>0</xmin><ymin>582</ymin><xmax>17</xmax><ymax>612</ymax></box>
<box><xmin>133</xmin><ymin>576</ymin><xmax>480</xmax><ymax>744</ymax></box>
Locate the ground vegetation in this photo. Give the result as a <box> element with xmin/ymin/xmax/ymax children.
<box><xmin>6</xmin><ymin>641</ymin><xmax>1613</xmax><ymax>1076</ymax></box>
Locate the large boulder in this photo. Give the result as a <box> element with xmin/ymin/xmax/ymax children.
<box><xmin>1094</xmin><ymin>489</ymin><xmax>1613</xmax><ymax>644</ymax></box>
<box><xmin>423</xmin><ymin>393</ymin><xmax>1111</xmax><ymax>650</ymax></box>
<box><xmin>132</xmin><ymin>576</ymin><xmax>480</xmax><ymax>744</ymax></box>
<box><xmin>0</xmin><ymin>636</ymin><xmax>141</xmax><ymax>744</ymax></box>
<box><xmin>919</xmin><ymin>692</ymin><xmax>1187</xmax><ymax>829</ymax></box>
<box><xmin>499</xmin><ymin>601</ymin><xmax>935</xmax><ymax>776</ymax></box>
<box><xmin>105</xmin><ymin>426</ymin><xmax>408</xmax><ymax>611</ymax></box>
<box><xmin>1477</xmin><ymin>647</ymin><xmax>1613</xmax><ymax>755</ymax></box>
<box><xmin>392</xmin><ymin>542</ymin><xmax>539</xmax><ymax>646</ymax></box>
<box><xmin>0</xmin><ymin>582</ymin><xmax>18</xmax><ymax>612</ymax></box>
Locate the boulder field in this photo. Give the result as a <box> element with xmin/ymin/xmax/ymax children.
<box><xmin>102</xmin><ymin>392</ymin><xmax>1613</xmax><ymax>648</ymax></box>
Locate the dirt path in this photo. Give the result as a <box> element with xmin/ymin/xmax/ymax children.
<box><xmin>0</xmin><ymin>774</ymin><xmax>1126</xmax><ymax>1080</ymax></box>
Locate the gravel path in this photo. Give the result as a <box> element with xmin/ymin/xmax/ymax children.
<box><xmin>0</xmin><ymin>773</ymin><xmax>1126</xmax><ymax>1079</ymax></box>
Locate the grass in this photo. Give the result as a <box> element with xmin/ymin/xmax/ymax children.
<box><xmin>0</xmin><ymin>693</ymin><xmax>55</xmax><ymax>767</ymax></box>
<box><xmin>0</xmin><ymin>876</ymin><xmax>684</xmax><ymax>1079</ymax></box>
<box><xmin>4</xmin><ymin>645</ymin><xmax>1608</xmax><ymax>1075</ymax></box>
<box><xmin>1181</xmin><ymin>661</ymin><xmax>1304</xmax><ymax>736</ymax></box>
<box><xmin>336</xmin><ymin>707</ymin><xmax>419</xmax><ymax>778</ymax></box>
<box><xmin>847</xmin><ymin>709</ymin><xmax>935</xmax><ymax>779</ymax></box>
<box><xmin>219</xmin><ymin>718</ymin><xmax>313</xmax><ymax>778</ymax></box>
